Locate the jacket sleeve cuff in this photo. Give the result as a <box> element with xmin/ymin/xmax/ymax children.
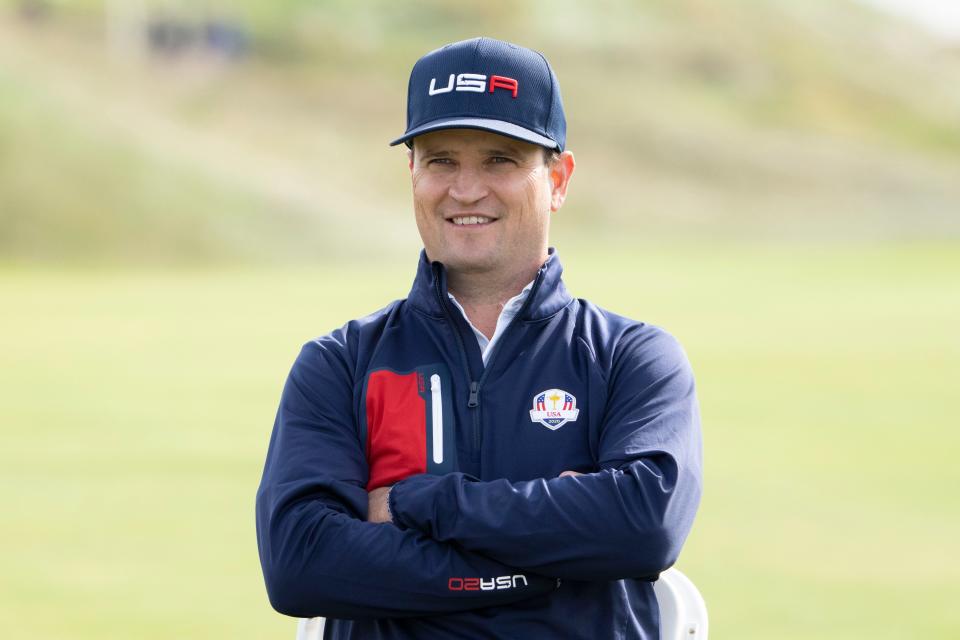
<box><xmin>389</xmin><ymin>473</ymin><xmax>449</xmax><ymax>532</ymax></box>
<box><xmin>387</xmin><ymin>481</ymin><xmax>407</xmax><ymax>529</ymax></box>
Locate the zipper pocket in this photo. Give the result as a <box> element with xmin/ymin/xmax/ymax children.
<box><xmin>423</xmin><ymin>364</ymin><xmax>456</xmax><ymax>476</ymax></box>
<box><xmin>430</xmin><ymin>374</ymin><xmax>443</xmax><ymax>464</ymax></box>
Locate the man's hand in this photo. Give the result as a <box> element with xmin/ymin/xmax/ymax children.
<box><xmin>367</xmin><ymin>486</ymin><xmax>393</xmax><ymax>523</ymax></box>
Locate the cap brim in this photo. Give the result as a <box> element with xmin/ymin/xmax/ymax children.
<box><xmin>389</xmin><ymin>117</ymin><xmax>560</xmax><ymax>150</ymax></box>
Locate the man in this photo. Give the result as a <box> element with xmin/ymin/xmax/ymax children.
<box><xmin>256</xmin><ymin>37</ymin><xmax>702</xmax><ymax>639</ymax></box>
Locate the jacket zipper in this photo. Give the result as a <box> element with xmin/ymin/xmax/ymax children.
<box><xmin>469</xmin><ymin>269</ymin><xmax>547</xmax><ymax>451</ymax></box>
<box><xmin>433</xmin><ymin>267</ymin><xmax>481</xmax><ymax>440</ymax></box>
<box><xmin>468</xmin><ymin>381</ymin><xmax>480</xmax><ymax>451</ymax></box>
<box><xmin>433</xmin><ymin>261</ymin><xmax>547</xmax><ymax>454</ymax></box>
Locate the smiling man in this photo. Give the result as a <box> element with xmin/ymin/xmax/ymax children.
<box><xmin>256</xmin><ymin>37</ymin><xmax>702</xmax><ymax>639</ymax></box>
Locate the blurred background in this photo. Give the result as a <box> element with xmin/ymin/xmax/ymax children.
<box><xmin>1</xmin><ymin>0</ymin><xmax>958</xmax><ymax>638</ymax></box>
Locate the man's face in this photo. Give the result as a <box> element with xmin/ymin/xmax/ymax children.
<box><xmin>410</xmin><ymin>129</ymin><xmax>572</xmax><ymax>278</ymax></box>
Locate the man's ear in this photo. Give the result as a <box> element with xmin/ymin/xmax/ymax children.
<box><xmin>407</xmin><ymin>148</ymin><xmax>414</xmax><ymax>172</ymax></box>
<box><xmin>550</xmin><ymin>151</ymin><xmax>575</xmax><ymax>212</ymax></box>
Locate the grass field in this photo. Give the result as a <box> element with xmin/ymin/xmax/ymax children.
<box><xmin>1</xmin><ymin>241</ymin><xmax>958</xmax><ymax>638</ymax></box>
<box><xmin>2</xmin><ymin>0</ymin><xmax>959</xmax><ymax>636</ymax></box>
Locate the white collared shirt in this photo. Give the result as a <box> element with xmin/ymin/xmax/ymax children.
<box><xmin>447</xmin><ymin>280</ymin><xmax>534</xmax><ymax>365</ymax></box>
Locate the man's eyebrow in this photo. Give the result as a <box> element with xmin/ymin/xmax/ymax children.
<box><xmin>481</xmin><ymin>145</ymin><xmax>529</xmax><ymax>157</ymax></box>
<box><xmin>418</xmin><ymin>146</ymin><xmax>526</xmax><ymax>158</ymax></box>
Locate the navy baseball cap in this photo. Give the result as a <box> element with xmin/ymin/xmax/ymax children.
<box><xmin>389</xmin><ymin>37</ymin><xmax>566</xmax><ymax>151</ymax></box>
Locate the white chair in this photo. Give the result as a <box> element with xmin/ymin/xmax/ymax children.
<box><xmin>296</xmin><ymin>616</ymin><xmax>324</xmax><ymax>640</ymax></box>
<box><xmin>296</xmin><ymin>567</ymin><xmax>707</xmax><ymax>640</ymax></box>
<box><xmin>654</xmin><ymin>568</ymin><xmax>709</xmax><ymax>639</ymax></box>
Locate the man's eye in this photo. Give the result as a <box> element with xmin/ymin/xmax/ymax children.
<box><xmin>489</xmin><ymin>156</ymin><xmax>515</xmax><ymax>164</ymax></box>
<box><xmin>428</xmin><ymin>158</ymin><xmax>454</xmax><ymax>166</ymax></box>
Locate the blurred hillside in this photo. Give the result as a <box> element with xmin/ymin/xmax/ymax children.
<box><xmin>1</xmin><ymin>0</ymin><xmax>959</xmax><ymax>265</ymax></box>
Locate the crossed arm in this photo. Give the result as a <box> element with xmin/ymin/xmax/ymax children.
<box><xmin>368</xmin><ymin>470</ymin><xmax>582</xmax><ymax>525</ymax></box>
<box><xmin>257</xmin><ymin>326</ymin><xmax>701</xmax><ymax>618</ymax></box>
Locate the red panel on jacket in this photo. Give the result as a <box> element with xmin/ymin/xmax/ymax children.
<box><xmin>366</xmin><ymin>370</ymin><xmax>426</xmax><ymax>490</ymax></box>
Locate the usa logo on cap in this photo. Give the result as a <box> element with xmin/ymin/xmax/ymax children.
<box><xmin>427</xmin><ymin>73</ymin><xmax>519</xmax><ymax>98</ymax></box>
<box><xmin>390</xmin><ymin>37</ymin><xmax>566</xmax><ymax>151</ymax></box>
<box><xmin>529</xmin><ymin>389</ymin><xmax>579</xmax><ymax>431</ymax></box>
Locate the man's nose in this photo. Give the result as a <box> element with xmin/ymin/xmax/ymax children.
<box><xmin>448</xmin><ymin>166</ymin><xmax>489</xmax><ymax>204</ymax></box>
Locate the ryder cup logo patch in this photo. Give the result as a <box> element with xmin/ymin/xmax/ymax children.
<box><xmin>529</xmin><ymin>389</ymin><xmax>579</xmax><ymax>431</ymax></box>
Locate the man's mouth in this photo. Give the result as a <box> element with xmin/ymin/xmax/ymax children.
<box><xmin>448</xmin><ymin>215</ymin><xmax>495</xmax><ymax>226</ymax></box>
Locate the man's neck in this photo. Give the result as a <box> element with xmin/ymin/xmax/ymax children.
<box><xmin>447</xmin><ymin>260</ymin><xmax>543</xmax><ymax>340</ymax></box>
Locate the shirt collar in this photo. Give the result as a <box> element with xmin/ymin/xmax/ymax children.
<box><xmin>446</xmin><ymin>280</ymin><xmax>535</xmax><ymax>364</ymax></box>
<box><xmin>407</xmin><ymin>247</ymin><xmax>573</xmax><ymax>321</ymax></box>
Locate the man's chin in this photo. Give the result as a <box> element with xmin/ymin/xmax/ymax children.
<box><xmin>442</xmin><ymin>253</ymin><xmax>499</xmax><ymax>276</ymax></box>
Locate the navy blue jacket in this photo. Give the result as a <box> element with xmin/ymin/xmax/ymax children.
<box><xmin>256</xmin><ymin>250</ymin><xmax>702</xmax><ymax>639</ymax></box>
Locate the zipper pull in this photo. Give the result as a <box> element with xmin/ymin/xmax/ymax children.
<box><xmin>467</xmin><ymin>381</ymin><xmax>479</xmax><ymax>408</ymax></box>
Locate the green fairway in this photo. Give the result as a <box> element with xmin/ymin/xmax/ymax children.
<box><xmin>1</xmin><ymin>241</ymin><xmax>958</xmax><ymax>638</ymax></box>
<box><xmin>3</xmin><ymin>0</ymin><xmax>960</xmax><ymax>636</ymax></box>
